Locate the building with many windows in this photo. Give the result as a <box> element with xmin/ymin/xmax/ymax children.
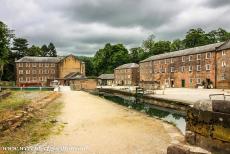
<box><xmin>114</xmin><ymin>63</ymin><xmax>139</xmax><ymax>86</ymax></box>
<box><xmin>139</xmin><ymin>40</ymin><xmax>230</xmax><ymax>89</ymax></box>
<box><xmin>15</xmin><ymin>55</ymin><xmax>85</xmax><ymax>87</ymax></box>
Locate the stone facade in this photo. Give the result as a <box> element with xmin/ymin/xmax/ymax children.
<box><xmin>114</xmin><ymin>63</ymin><xmax>139</xmax><ymax>86</ymax></box>
<box><xmin>15</xmin><ymin>55</ymin><xmax>85</xmax><ymax>87</ymax></box>
<box><xmin>140</xmin><ymin>41</ymin><xmax>230</xmax><ymax>89</ymax></box>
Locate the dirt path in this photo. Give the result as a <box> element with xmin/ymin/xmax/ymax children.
<box><xmin>41</xmin><ymin>91</ymin><xmax>183</xmax><ymax>154</ymax></box>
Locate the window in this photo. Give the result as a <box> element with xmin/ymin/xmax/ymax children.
<box><xmin>44</xmin><ymin>69</ymin><xmax>49</xmax><ymax>74</ymax></box>
<box><xmin>170</xmin><ymin>58</ymin><xmax>174</xmax><ymax>63</ymax></box>
<box><xmin>26</xmin><ymin>77</ymin><xmax>30</xmax><ymax>82</ymax></box>
<box><xmin>222</xmin><ymin>61</ymin><xmax>226</xmax><ymax>67</ymax></box>
<box><xmin>39</xmin><ymin>77</ymin><xmax>42</xmax><ymax>81</ymax></box>
<box><xmin>19</xmin><ymin>77</ymin><xmax>23</xmax><ymax>82</ymax></box>
<box><xmin>165</xmin><ymin>59</ymin><xmax>167</xmax><ymax>64</ymax></box>
<box><xmin>206</xmin><ymin>52</ymin><xmax>211</xmax><ymax>59</ymax></box>
<box><xmin>189</xmin><ymin>55</ymin><xmax>193</xmax><ymax>61</ymax></box>
<box><xmin>45</xmin><ymin>63</ymin><xmax>49</xmax><ymax>67</ymax></box>
<box><xmin>165</xmin><ymin>68</ymin><xmax>167</xmax><ymax>73</ymax></box>
<box><xmin>221</xmin><ymin>74</ymin><xmax>226</xmax><ymax>80</ymax></box>
<box><xmin>197</xmin><ymin>78</ymin><xmax>201</xmax><ymax>84</ymax></box>
<box><xmin>32</xmin><ymin>77</ymin><xmax>37</xmax><ymax>82</ymax></box>
<box><xmin>32</xmin><ymin>70</ymin><xmax>37</xmax><ymax>74</ymax></box>
<box><xmin>19</xmin><ymin>63</ymin><xmax>23</xmax><ymax>67</ymax></box>
<box><xmin>170</xmin><ymin>67</ymin><xmax>175</xmax><ymax>72</ymax></box>
<box><xmin>149</xmin><ymin>70</ymin><xmax>152</xmax><ymax>74</ymax></box>
<box><xmin>182</xmin><ymin>56</ymin><xmax>185</xmax><ymax>62</ymax></box>
<box><xmin>197</xmin><ymin>65</ymin><xmax>201</xmax><ymax>71</ymax></box>
<box><xmin>51</xmin><ymin>69</ymin><xmax>55</xmax><ymax>74</ymax></box>
<box><xmin>181</xmin><ymin>66</ymin><xmax>185</xmax><ymax>72</ymax></box>
<box><xmin>26</xmin><ymin>70</ymin><xmax>30</xmax><ymax>74</ymax></box>
<box><xmin>32</xmin><ymin>63</ymin><xmax>36</xmax><ymax>67</ymax></box>
<box><xmin>51</xmin><ymin>63</ymin><xmax>55</xmax><ymax>67</ymax></box>
<box><xmin>189</xmin><ymin>66</ymin><xmax>193</xmax><ymax>72</ymax></box>
<box><xmin>222</xmin><ymin>50</ymin><xmax>226</xmax><ymax>56</ymax></box>
<box><xmin>127</xmin><ymin>75</ymin><xmax>130</xmax><ymax>79</ymax></box>
<box><xmin>206</xmin><ymin>64</ymin><xmax>211</xmax><ymax>70</ymax></box>
<box><xmin>19</xmin><ymin>70</ymin><xmax>23</xmax><ymax>74</ymax></box>
<box><xmin>197</xmin><ymin>54</ymin><xmax>201</xmax><ymax>60</ymax></box>
<box><xmin>39</xmin><ymin>63</ymin><xmax>43</xmax><ymax>67</ymax></box>
<box><xmin>26</xmin><ymin>63</ymin><xmax>30</xmax><ymax>67</ymax></box>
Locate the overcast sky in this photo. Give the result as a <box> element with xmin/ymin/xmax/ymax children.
<box><xmin>0</xmin><ymin>0</ymin><xmax>230</xmax><ymax>56</ymax></box>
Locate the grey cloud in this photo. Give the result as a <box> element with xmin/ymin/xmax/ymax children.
<box><xmin>204</xmin><ymin>0</ymin><xmax>230</xmax><ymax>8</ymax></box>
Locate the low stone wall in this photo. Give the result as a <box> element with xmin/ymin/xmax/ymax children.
<box><xmin>0</xmin><ymin>92</ymin><xmax>61</xmax><ymax>132</ymax></box>
<box><xmin>185</xmin><ymin>100</ymin><xmax>230</xmax><ymax>154</ymax></box>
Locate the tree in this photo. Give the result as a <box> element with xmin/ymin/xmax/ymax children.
<box><xmin>48</xmin><ymin>42</ymin><xmax>57</xmax><ymax>57</ymax></box>
<box><xmin>27</xmin><ymin>45</ymin><xmax>41</xmax><ymax>56</ymax></box>
<box><xmin>142</xmin><ymin>34</ymin><xmax>155</xmax><ymax>52</ymax></box>
<box><xmin>183</xmin><ymin>28</ymin><xmax>210</xmax><ymax>48</ymax></box>
<box><xmin>0</xmin><ymin>21</ymin><xmax>12</xmax><ymax>81</ymax></box>
<box><xmin>40</xmin><ymin>45</ymin><xmax>49</xmax><ymax>56</ymax></box>
<box><xmin>150</xmin><ymin>40</ymin><xmax>171</xmax><ymax>56</ymax></box>
<box><xmin>12</xmin><ymin>38</ymin><xmax>29</xmax><ymax>58</ymax></box>
<box><xmin>77</xmin><ymin>56</ymin><xmax>95</xmax><ymax>76</ymax></box>
<box><xmin>208</xmin><ymin>28</ymin><xmax>230</xmax><ymax>42</ymax></box>
<box><xmin>129</xmin><ymin>47</ymin><xmax>146</xmax><ymax>63</ymax></box>
<box><xmin>170</xmin><ymin>39</ymin><xmax>184</xmax><ymax>51</ymax></box>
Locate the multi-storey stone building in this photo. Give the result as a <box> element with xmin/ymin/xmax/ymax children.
<box><xmin>114</xmin><ymin>63</ymin><xmax>139</xmax><ymax>86</ymax></box>
<box><xmin>140</xmin><ymin>40</ymin><xmax>230</xmax><ymax>89</ymax></box>
<box><xmin>15</xmin><ymin>55</ymin><xmax>85</xmax><ymax>87</ymax></box>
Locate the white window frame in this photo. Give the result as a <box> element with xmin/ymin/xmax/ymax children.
<box><xmin>18</xmin><ymin>63</ymin><xmax>23</xmax><ymax>67</ymax></box>
<box><xmin>39</xmin><ymin>63</ymin><xmax>43</xmax><ymax>67</ymax></box>
<box><xmin>26</xmin><ymin>70</ymin><xmax>30</xmax><ymax>74</ymax></box>
<box><xmin>32</xmin><ymin>63</ymin><xmax>37</xmax><ymax>67</ymax></box>
<box><xmin>165</xmin><ymin>59</ymin><xmax>167</xmax><ymax>64</ymax></box>
<box><xmin>32</xmin><ymin>70</ymin><xmax>37</xmax><ymax>74</ymax></box>
<box><xmin>19</xmin><ymin>70</ymin><xmax>23</xmax><ymax>74</ymax></box>
<box><xmin>32</xmin><ymin>77</ymin><xmax>37</xmax><ymax>82</ymax></box>
<box><xmin>197</xmin><ymin>54</ymin><xmax>201</xmax><ymax>60</ymax></box>
<box><xmin>221</xmin><ymin>74</ymin><xmax>226</xmax><ymax>80</ymax></box>
<box><xmin>197</xmin><ymin>65</ymin><xmax>201</xmax><ymax>71</ymax></box>
<box><xmin>181</xmin><ymin>66</ymin><xmax>185</xmax><ymax>72</ymax></box>
<box><xmin>189</xmin><ymin>55</ymin><xmax>193</xmax><ymax>61</ymax></box>
<box><xmin>170</xmin><ymin>67</ymin><xmax>175</xmax><ymax>73</ymax></box>
<box><xmin>190</xmin><ymin>78</ymin><xmax>193</xmax><ymax>84</ymax></box>
<box><xmin>189</xmin><ymin>66</ymin><xmax>193</xmax><ymax>72</ymax></box>
<box><xmin>222</xmin><ymin>61</ymin><xmax>226</xmax><ymax>67</ymax></box>
<box><xmin>170</xmin><ymin>58</ymin><xmax>174</xmax><ymax>63</ymax></box>
<box><xmin>26</xmin><ymin>77</ymin><xmax>30</xmax><ymax>82</ymax></box>
<box><xmin>26</xmin><ymin>63</ymin><xmax>30</xmax><ymax>67</ymax></box>
<box><xmin>222</xmin><ymin>50</ymin><xmax>226</xmax><ymax>56</ymax></box>
<box><xmin>197</xmin><ymin>78</ymin><xmax>201</xmax><ymax>84</ymax></box>
<box><xmin>45</xmin><ymin>63</ymin><xmax>49</xmax><ymax>67</ymax></box>
<box><xmin>51</xmin><ymin>63</ymin><xmax>55</xmax><ymax>67</ymax></box>
<box><xmin>206</xmin><ymin>52</ymin><xmax>211</xmax><ymax>59</ymax></box>
<box><xmin>182</xmin><ymin>56</ymin><xmax>185</xmax><ymax>62</ymax></box>
<box><xmin>206</xmin><ymin>64</ymin><xmax>211</xmax><ymax>70</ymax></box>
<box><xmin>19</xmin><ymin>77</ymin><xmax>24</xmax><ymax>82</ymax></box>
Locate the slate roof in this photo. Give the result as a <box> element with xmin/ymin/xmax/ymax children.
<box><xmin>141</xmin><ymin>42</ymin><xmax>225</xmax><ymax>62</ymax></box>
<box><xmin>15</xmin><ymin>56</ymin><xmax>64</xmax><ymax>63</ymax></box>
<box><xmin>98</xmin><ymin>74</ymin><xmax>114</xmax><ymax>80</ymax></box>
<box><xmin>115</xmin><ymin>63</ymin><xmax>139</xmax><ymax>70</ymax></box>
<box><xmin>216</xmin><ymin>40</ymin><xmax>230</xmax><ymax>51</ymax></box>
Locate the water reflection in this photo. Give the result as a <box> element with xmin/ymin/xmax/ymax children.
<box><xmin>103</xmin><ymin>94</ymin><xmax>186</xmax><ymax>134</ymax></box>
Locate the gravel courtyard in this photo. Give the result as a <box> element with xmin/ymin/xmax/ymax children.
<box><xmin>39</xmin><ymin>91</ymin><xmax>183</xmax><ymax>154</ymax></box>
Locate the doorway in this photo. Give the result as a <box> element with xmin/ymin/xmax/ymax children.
<box><xmin>181</xmin><ymin>79</ymin><xmax>185</xmax><ymax>88</ymax></box>
<box><xmin>170</xmin><ymin>80</ymin><xmax>174</xmax><ymax>88</ymax></box>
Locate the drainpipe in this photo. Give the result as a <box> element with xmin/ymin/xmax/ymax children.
<box><xmin>214</xmin><ymin>50</ymin><xmax>217</xmax><ymax>89</ymax></box>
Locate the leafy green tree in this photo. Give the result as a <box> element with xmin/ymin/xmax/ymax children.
<box><xmin>40</xmin><ymin>45</ymin><xmax>49</xmax><ymax>56</ymax></box>
<box><xmin>12</xmin><ymin>38</ymin><xmax>29</xmax><ymax>58</ymax></box>
<box><xmin>183</xmin><ymin>28</ymin><xmax>210</xmax><ymax>48</ymax></box>
<box><xmin>0</xmin><ymin>21</ymin><xmax>12</xmax><ymax>81</ymax></box>
<box><xmin>48</xmin><ymin>42</ymin><xmax>57</xmax><ymax>57</ymax></box>
<box><xmin>170</xmin><ymin>39</ymin><xmax>184</xmax><ymax>51</ymax></box>
<box><xmin>77</xmin><ymin>56</ymin><xmax>95</xmax><ymax>76</ymax></box>
<box><xmin>142</xmin><ymin>34</ymin><xmax>155</xmax><ymax>52</ymax></box>
<box><xmin>27</xmin><ymin>45</ymin><xmax>41</xmax><ymax>56</ymax></box>
<box><xmin>208</xmin><ymin>28</ymin><xmax>230</xmax><ymax>42</ymax></box>
<box><xmin>150</xmin><ymin>40</ymin><xmax>171</xmax><ymax>56</ymax></box>
<box><xmin>129</xmin><ymin>47</ymin><xmax>146</xmax><ymax>63</ymax></box>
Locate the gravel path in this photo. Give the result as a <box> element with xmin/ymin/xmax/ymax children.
<box><xmin>41</xmin><ymin>91</ymin><xmax>183</xmax><ymax>154</ymax></box>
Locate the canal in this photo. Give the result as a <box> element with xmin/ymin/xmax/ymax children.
<box><xmin>97</xmin><ymin>92</ymin><xmax>186</xmax><ymax>135</ymax></box>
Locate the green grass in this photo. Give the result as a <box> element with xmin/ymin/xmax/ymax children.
<box><xmin>0</xmin><ymin>92</ymin><xmax>31</xmax><ymax>111</ymax></box>
<box><xmin>0</xmin><ymin>98</ymin><xmax>64</xmax><ymax>154</ymax></box>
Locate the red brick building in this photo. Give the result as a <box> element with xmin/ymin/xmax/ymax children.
<box><xmin>15</xmin><ymin>55</ymin><xmax>85</xmax><ymax>87</ymax></box>
<box><xmin>114</xmin><ymin>63</ymin><xmax>139</xmax><ymax>86</ymax></box>
<box><xmin>140</xmin><ymin>41</ymin><xmax>230</xmax><ymax>89</ymax></box>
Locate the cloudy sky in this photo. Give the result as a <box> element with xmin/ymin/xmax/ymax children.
<box><xmin>0</xmin><ymin>0</ymin><xmax>230</xmax><ymax>56</ymax></box>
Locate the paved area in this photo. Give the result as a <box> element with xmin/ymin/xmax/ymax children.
<box><xmin>39</xmin><ymin>91</ymin><xmax>183</xmax><ymax>154</ymax></box>
<box><xmin>151</xmin><ymin>88</ymin><xmax>230</xmax><ymax>104</ymax></box>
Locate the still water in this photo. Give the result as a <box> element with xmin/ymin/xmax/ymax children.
<box><xmin>101</xmin><ymin>94</ymin><xmax>186</xmax><ymax>135</ymax></box>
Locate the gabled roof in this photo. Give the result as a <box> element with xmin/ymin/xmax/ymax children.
<box><xmin>216</xmin><ymin>40</ymin><xmax>230</xmax><ymax>51</ymax></box>
<box><xmin>15</xmin><ymin>56</ymin><xmax>64</xmax><ymax>63</ymax></box>
<box><xmin>141</xmin><ymin>42</ymin><xmax>224</xmax><ymax>62</ymax></box>
<box><xmin>98</xmin><ymin>74</ymin><xmax>114</xmax><ymax>80</ymax></box>
<box><xmin>115</xmin><ymin>63</ymin><xmax>139</xmax><ymax>70</ymax></box>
